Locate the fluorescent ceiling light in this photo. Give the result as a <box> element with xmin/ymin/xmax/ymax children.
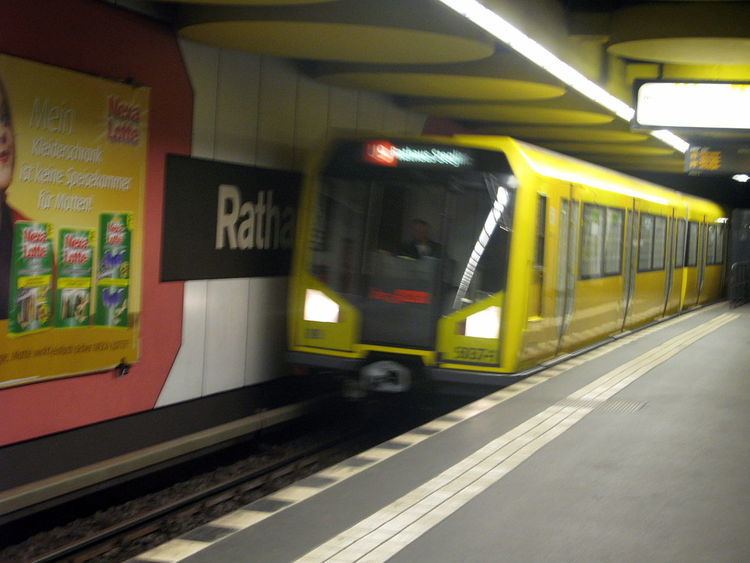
<box><xmin>733</xmin><ymin>173</ymin><xmax>750</xmax><ymax>183</ymax></box>
<box><xmin>637</xmin><ymin>82</ymin><xmax>750</xmax><ymax>130</ymax></box>
<box><xmin>435</xmin><ymin>0</ymin><xmax>689</xmax><ymax>153</ymax></box>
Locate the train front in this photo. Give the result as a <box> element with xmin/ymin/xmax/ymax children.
<box><xmin>289</xmin><ymin>138</ymin><xmax>518</xmax><ymax>392</ymax></box>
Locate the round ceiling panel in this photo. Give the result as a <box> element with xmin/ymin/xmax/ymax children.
<box><xmin>476</xmin><ymin>126</ymin><xmax>648</xmax><ymax>143</ymax></box>
<box><xmin>318</xmin><ymin>72</ymin><xmax>565</xmax><ymax>101</ymax></box>
<box><xmin>411</xmin><ymin>103</ymin><xmax>614</xmax><ymax>125</ymax></box>
<box><xmin>609</xmin><ymin>38</ymin><xmax>750</xmax><ymax>65</ymax></box>
<box><xmin>546</xmin><ymin>143</ymin><xmax>674</xmax><ymax>156</ymax></box>
<box><xmin>180</xmin><ymin>21</ymin><xmax>495</xmax><ymax>64</ymax></box>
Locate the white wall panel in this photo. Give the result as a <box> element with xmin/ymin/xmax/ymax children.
<box><xmin>383</xmin><ymin>103</ymin><xmax>409</xmax><ymax>135</ymax></box>
<box><xmin>245</xmin><ymin>277</ymin><xmax>288</xmax><ymax>385</ymax></box>
<box><xmin>215</xmin><ymin>49</ymin><xmax>260</xmax><ymax>166</ymax></box>
<box><xmin>204</xmin><ymin>48</ymin><xmax>262</xmax><ymax>396</ymax></box>
<box><xmin>203</xmin><ymin>279</ymin><xmax>251</xmax><ymax>394</ymax></box>
<box><xmin>158</xmin><ymin>40</ymin><xmax>218</xmax><ymax>407</ymax></box>
<box><xmin>156</xmin><ymin>280</ymin><xmax>208</xmax><ymax>406</ymax></box>
<box><xmin>356</xmin><ymin>91</ymin><xmax>386</xmax><ymax>134</ymax></box>
<box><xmin>405</xmin><ymin>113</ymin><xmax>428</xmax><ymax>136</ymax></box>
<box><xmin>293</xmin><ymin>74</ymin><xmax>329</xmax><ymax>171</ymax></box>
<box><xmin>327</xmin><ymin>86</ymin><xmax>358</xmax><ymax>138</ymax></box>
<box><xmin>247</xmin><ymin>57</ymin><xmax>299</xmax><ymax>382</ymax></box>
<box><xmin>257</xmin><ymin>57</ymin><xmax>297</xmax><ymax>170</ymax></box>
<box><xmin>180</xmin><ymin>40</ymin><xmax>219</xmax><ymax>159</ymax></box>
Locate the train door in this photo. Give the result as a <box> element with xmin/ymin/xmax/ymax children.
<box><xmin>621</xmin><ymin>206</ymin><xmax>639</xmax><ymax>329</ymax></box>
<box><xmin>554</xmin><ymin>185</ymin><xmax>578</xmax><ymax>355</ymax></box>
<box><xmin>669</xmin><ymin>215</ymin><xmax>688</xmax><ymax>313</ymax></box>
<box><xmin>519</xmin><ymin>192</ymin><xmax>558</xmax><ymax>364</ymax></box>
<box><xmin>662</xmin><ymin>210</ymin><xmax>683</xmax><ymax>316</ymax></box>
<box><xmin>696</xmin><ymin>218</ymin><xmax>709</xmax><ymax>304</ymax></box>
<box><xmin>625</xmin><ymin>200</ymin><xmax>670</xmax><ymax>327</ymax></box>
<box><xmin>683</xmin><ymin>219</ymin><xmax>700</xmax><ymax>306</ymax></box>
<box><xmin>661</xmin><ymin>213</ymin><xmax>674</xmax><ymax>316</ymax></box>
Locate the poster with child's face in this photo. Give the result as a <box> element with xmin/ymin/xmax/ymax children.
<box><xmin>0</xmin><ymin>54</ymin><xmax>147</xmax><ymax>387</ymax></box>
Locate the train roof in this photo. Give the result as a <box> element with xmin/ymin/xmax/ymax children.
<box><xmin>452</xmin><ymin>135</ymin><xmax>726</xmax><ymax>217</ymax></box>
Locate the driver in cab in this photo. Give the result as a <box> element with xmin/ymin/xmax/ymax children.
<box><xmin>399</xmin><ymin>219</ymin><xmax>442</xmax><ymax>259</ymax></box>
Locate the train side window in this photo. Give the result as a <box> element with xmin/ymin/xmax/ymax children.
<box><xmin>687</xmin><ymin>222</ymin><xmax>699</xmax><ymax>266</ymax></box>
<box><xmin>580</xmin><ymin>204</ymin><xmax>604</xmax><ymax>278</ymax></box>
<box><xmin>535</xmin><ymin>196</ymin><xmax>546</xmax><ymax>269</ymax></box>
<box><xmin>603</xmin><ymin>208</ymin><xmax>624</xmax><ymax>275</ymax></box>
<box><xmin>652</xmin><ymin>216</ymin><xmax>667</xmax><ymax>269</ymax></box>
<box><xmin>638</xmin><ymin>214</ymin><xmax>655</xmax><ymax>271</ymax></box>
<box><xmin>675</xmin><ymin>220</ymin><xmax>686</xmax><ymax>267</ymax></box>
<box><xmin>715</xmin><ymin>225</ymin><xmax>725</xmax><ymax>263</ymax></box>
<box><xmin>707</xmin><ymin>225</ymin><xmax>717</xmax><ymax>264</ymax></box>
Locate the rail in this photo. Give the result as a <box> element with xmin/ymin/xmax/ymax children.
<box><xmin>728</xmin><ymin>261</ymin><xmax>750</xmax><ymax>308</ymax></box>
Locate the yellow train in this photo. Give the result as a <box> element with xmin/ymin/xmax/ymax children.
<box><xmin>288</xmin><ymin>135</ymin><xmax>727</xmax><ymax>390</ymax></box>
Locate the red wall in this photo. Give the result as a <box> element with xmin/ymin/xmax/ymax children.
<box><xmin>0</xmin><ymin>0</ymin><xmax>191</xmax><ymax>446</ymax></box>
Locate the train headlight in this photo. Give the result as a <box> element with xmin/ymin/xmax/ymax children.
<box><xmin>464</xmin><ymin>306</ymin><xmax>501</xmax><ymax>339</ymax></box>
<box><xmin>304</xmin><ymin>289</ymin><xmax>340</xmax><ymax>323</ymax></box>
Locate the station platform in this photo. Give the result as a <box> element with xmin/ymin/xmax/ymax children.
<box><xmin>135</xmin><ymin>302</ymin><xmax>750</xmax><ymax>562</ymax></box>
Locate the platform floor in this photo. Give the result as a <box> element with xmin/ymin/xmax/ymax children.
<box><xmin>134</xmin><ymin>303</ymin><xmax>750</xmax><ymax>563</ymax></box>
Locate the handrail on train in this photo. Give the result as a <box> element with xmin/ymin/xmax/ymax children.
<box><xmin>728</xmin><ymin>261</ymin><xmax>750</xmax><ymax>308</ymax></box>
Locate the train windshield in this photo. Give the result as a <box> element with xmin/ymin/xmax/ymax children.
<box><xmin>310</xmin><ymin>140</ymin><xmax>515</xmax><ymax>348</ymax></box>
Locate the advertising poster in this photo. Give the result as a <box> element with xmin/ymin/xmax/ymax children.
<box><xmin>0</xmin><ymin>54</ymin><xmax>148</xmax><ymax>387</ymax></box>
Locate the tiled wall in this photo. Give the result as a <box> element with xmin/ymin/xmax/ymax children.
<box><xmin>157</xmin><ymin>41</ymin><xmax>426</xmax><ymax>406</ymax></box>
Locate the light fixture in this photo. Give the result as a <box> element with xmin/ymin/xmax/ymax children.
<box><xmin>303</xmin><ymin>289</ymin><xmax>340</xmax><ymax>323</ymax></box>
<box><xmin>465</xmin><ymin>306</ymin><xmax>501</xmax><ymax>339</ymax></box>
<box><xmin>435</xmin><ymin>0</ymin><xmax>689</xmax><ymax>153</ymax></box>
<box><xmin>636</xmin><ymin>81</ymin><xmax>750</xmax><ymax>130</ymax></box>
<box><xmin>733</xmin><ymin>174</ymin><xmax>750</xmax><ymax>183</ymax></box>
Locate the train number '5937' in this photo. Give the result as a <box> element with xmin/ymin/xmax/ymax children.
<box><xmin>453</xmin><ymin>346</ymin><xmax>497</xmax><ymax>362</ymax></box>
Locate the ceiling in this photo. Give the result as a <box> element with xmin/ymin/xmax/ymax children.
<box><xmin>116</xmin><ymin>0</ymin><xmax>750</xmax><ymax>206</ymax></box>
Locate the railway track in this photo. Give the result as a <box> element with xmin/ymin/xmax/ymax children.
<box><xmin>3</xmin><ymin>389</ymin><xmax>480</xmax><ymax>562</ymax></box>
<box><xmin>32</xmin><ymin>434</ymin><xmax>357</xmax><ymax>562</ymax></box>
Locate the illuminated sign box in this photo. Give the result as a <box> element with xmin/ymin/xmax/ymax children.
<box><xmin>685</xmin><ymin>145</ymin><xmax>750</xmax><ymax>175</ymax></box>
<box><xmin>635</xmin><ymin>81</ymin><xmax>750</xmax><ymax>130</ymax></box>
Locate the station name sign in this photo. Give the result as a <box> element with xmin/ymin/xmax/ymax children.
<box><xmin>161</xmin><ymin>155</ymin><xmax>300</xmax><ymax>282</ymax></box>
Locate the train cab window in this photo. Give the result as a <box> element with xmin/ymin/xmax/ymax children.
<box><xmin>675</xmin><ymin>220</ymin><xmax>686</xmax><ymax>267</ymax></box>
<box><xmin>707</xmin><ymin>225</ymin><xmax>717</xmax><ymax>264</ymax></box>
<box><xmin>652</xmin><ymin>216</ymin><xmax>667</xmax><ymax>269</ymax></box>
<box><xmin>604</xmin><ymin>208</ymin><xmax>624</xmax><ymax>275</ymax></box>
<box><xmin>687</xmin><ymin>222</ymin><xmax>699</xmax><ymax>266</ymax></box>
<box><xmin>638</xmin><ymin>214</ymin><xmax>655</xmax><ymax>271</ymax></box>
<box><xmin>311</xmin><ymin>140</ymin><xmax>518</xmax><ymax>338</ymax></box>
